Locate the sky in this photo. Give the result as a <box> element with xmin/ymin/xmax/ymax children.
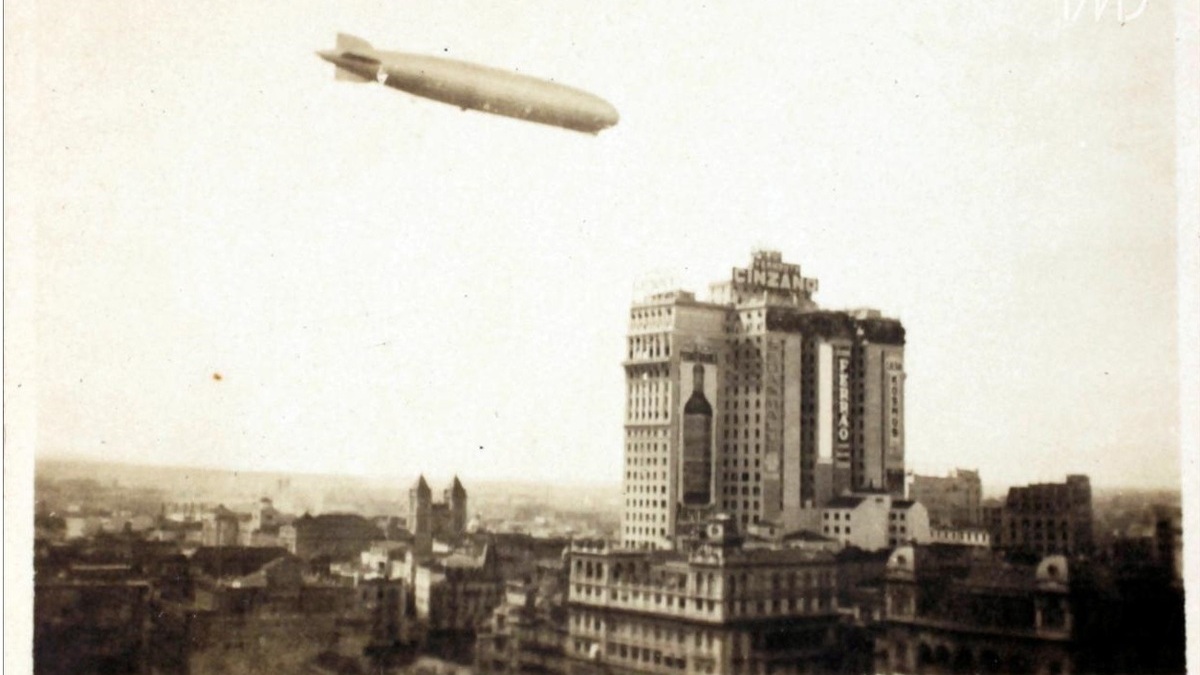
<box><xmin>6</xmin><ymin>0</ymin><xmax>1192</xmax><ymax>491</ymax></box>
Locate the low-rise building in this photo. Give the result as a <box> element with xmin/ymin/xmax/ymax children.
<box><xmin>476</xmin><ymin>579</ymin><xmax>569</xmax><ymax>674</ymax></box>
<box><xmin>566</xmin><ymin>516</ymin><xmax>843</xmax><ymax>674</ymax></box>
<box><xmin>876</xmin><ymin>545</ymin><xmax>1076</xmax><ymax>674</ymax></box>
<box><xmin>819</xmin><ymin>494</ymin><xmax>930</xmax><ymax>551</ymax></box>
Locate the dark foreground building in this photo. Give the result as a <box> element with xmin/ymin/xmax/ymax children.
<box><xmin>876</xmin><ymin>544</ymin><xmax>1185</xmax><ymax>674</ymax></box>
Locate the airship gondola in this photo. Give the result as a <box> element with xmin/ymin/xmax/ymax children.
<box><xmin>317</xmin><ymin>34</ymin><xmax>619</xmax><ymax>135</ymax></box>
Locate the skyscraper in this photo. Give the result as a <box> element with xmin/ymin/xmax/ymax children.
<box><xmin>622</xmin><ymin>250</ymin><xmax>906</xmax><ymax>549</ymax></box>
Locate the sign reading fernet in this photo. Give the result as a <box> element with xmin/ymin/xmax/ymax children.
<box><xmin>731</xmin><ymin>251</ymin><xmax>819</xmax><ymax>295</ymax></box>
<box><xmin>834</xmin><ymin>347</ymin><xmax>852</xmax><ymax>464</ymax></box>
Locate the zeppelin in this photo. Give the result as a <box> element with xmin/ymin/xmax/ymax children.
<box><xmin>317</xmin><ymin>34</ymin><xmax>619</xmax><ymax>135</ymax></box>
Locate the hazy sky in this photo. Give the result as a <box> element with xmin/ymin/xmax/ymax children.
<box><xmin>9</xmin><ymin>1</ymin><xmax>1186</xmax><ymax>489</ymax></box>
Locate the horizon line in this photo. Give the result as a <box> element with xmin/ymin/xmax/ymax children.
<box><xmin>34</xmin><ymin>453</ymin><xmax>1184</xmax><ymax>494</ymax></box>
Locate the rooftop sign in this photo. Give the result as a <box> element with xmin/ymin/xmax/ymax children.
<box><xmin>731</xmin><ymin>250</ymin><xmax>819</xmax><ymax>295</ymax></box>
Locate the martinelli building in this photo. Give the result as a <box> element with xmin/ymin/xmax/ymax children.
<box><xmin>622</xmin><ymin>250</ymin><xmax>906</xmax><ymax>550</ymax></box>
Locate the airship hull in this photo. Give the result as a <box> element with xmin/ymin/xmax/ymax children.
<box><xmin>319</xmin><ymin>38</ymin><xmax>618</xmax><ymax>134</ymax></box>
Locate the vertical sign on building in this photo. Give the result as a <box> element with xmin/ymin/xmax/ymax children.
<box><xmin>817</xmin><ymin>343</ymin><xmax>834</xmax><ymax>462</ymax></box>
<box><xmin>833</xmin><ymin>346</ymin><xmax>853</xmax><ymax>468</ymax></box>
<box><xmin>763</xmin><ymin>341</ymin><xmax>783</xmax><ymax>471</ymax></box>
<box><xmin>762</xmin><ymin>339</ymin><xmax>785</xmax><ymax>499</ymax></box>
<box><xmin>885</xmin><ymin>356</ymin><xmax>903</xmax><ymax>458</ymax></box>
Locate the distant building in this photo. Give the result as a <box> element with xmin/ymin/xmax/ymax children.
<box><xmin>148</xmin><ymin>517</ymin><xmax>204</xmax><ymax>545</ymax></box>
<box><xmin>992</xmin><ymin>475</ymin><xmax>1094</xmax><ymax>557</ymax></box>
<box><xmin>567</xmin><ymin>515</ymin><xmax>843</xmax><ymax>673</ymax></box>
<box><xmin>189</xmin><ymin>546</ymin><xmax>291</xmax><ymax>580</ymax></box>
<box><xmin>820</xmin><ymin>493</ymin><xmax>931</xmax><ymax>551</ymax></box>
<box><xmin>908</xmin><ymin>469</ymin><xmax>982</xmax><ymax>527</ymax></box>
<box><xmin>63</xmin><ymin>513</ymin><xmax>104</xmax><ymax>540</ymax></box>
<box><xmin>237</xmin><ymin>497</ymin><xmax>293</xmax><ymax>548</ymax></box>
<box><xmin>361</xmin><ymin>541</ymin><xmax>410</xmax><ymax>579</ymax></box>
<box><xmin>413</xmin><ymin>543</ymin><xmax>504</xmax><ymax>632</ymax></box>
<box><xmin>280</xmin><ymin>513</ymin><xmax>382</xmax><ymax>561</ymax></box>
<box><xmin>410</xmin><ymin>475</ymin><xmax>468</xmax><ymax>554</ymax></box>
<box><xmin>621</xmin><ymin>250</ymin><xmax>907</xmax><ymax>550</ymax></box>
<box><xmin>201</xmin><ymin>505</ymin><xmax>241</xmax><ymax>547</ymax></box>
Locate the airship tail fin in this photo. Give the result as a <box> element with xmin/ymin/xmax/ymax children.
<box><xmin>336</xmin><ymin>33</ymin><xmax>373</xmax><ymax>52</ymax></box>
<box><xmin>331</xmin><ymin>33</ymin><xmax>375</xmax><ymax>82</ymax></box>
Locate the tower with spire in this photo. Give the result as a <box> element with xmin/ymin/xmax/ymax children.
<box><xmin>445</xmin><ymin>476</ymin><xmax>468</xmax><ymax>537</ymax></box>
<box><xmin>408</xmin><ymin>474</ymin><xmax>468</xmax><ymax>555</ymax></box>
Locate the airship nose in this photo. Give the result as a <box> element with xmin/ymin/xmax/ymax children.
<box><xmin>316</xmin><ymin>50</ymin><xmax>339</xmax><ymax>64</ymax></box>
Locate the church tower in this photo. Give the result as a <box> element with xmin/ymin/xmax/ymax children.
<box><xmin>446</xmin><ymin>476</ymin><xmax>468</xmax><ymax>536</ymax></box>
<box><xmin>409</xmin><ymin>475</ymin><xmax>432</xmax><ymax>552</ymax></box>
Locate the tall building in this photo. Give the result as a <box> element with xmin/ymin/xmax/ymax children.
<box><xmin>622</xmin><ymin>250</ymin><xmax>906</xmax><ymax>549</ymax></box>
<box><xmin>908</xmin><ymin>469</ymin><xmax>982</xmax><ymax>528</ymax></box>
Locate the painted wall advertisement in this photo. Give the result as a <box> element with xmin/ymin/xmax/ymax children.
<box><xmin>680</xmin><ymin>351</ymin><xmax>719</xmax><ymax>506</ymax></box>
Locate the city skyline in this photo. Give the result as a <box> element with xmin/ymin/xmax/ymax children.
<box><xmin>8</xmin><ymin>1</ymin><xmax>1187</xmax><ymax>493</ymax></box>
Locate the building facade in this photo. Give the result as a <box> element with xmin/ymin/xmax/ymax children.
<box><xmin>820</xmin><ymin>494</ymin><xmax>931</xmax><ymax>551</ymax></box>
<box><xmin>622</xmin><ymin>250</ymin><xmax>906</xmax><ymax>549</ymax></box>
<box><xmin>909</xmin><ymin>469</ymin><xmax>982</xmax><ymax>528</ymax></box>
<box><xmin>991</xmin><ymin>475</ymin><xmax>1094</xmax><ymax>557</ymax></box>
<box><xmin>476</xmin><ymin>579</ymin><xmax>570</xmax><ymax>674</ymax></box>
<box><xmin>280</xmin><ymin>513</ymin><xmax>383</xmax><ymax>561</ymax></box>
<box><xmin>567</xmin><ymin>517</ymin><xmax>842</xmax><ymax>674</ymax></box>
<box><xmin>413</xmin><ymin>544</ymin><xmax>505</xmax><ymax>632</ymax></box>
<box><xmin>877</xmin><ymin>546</ymin><xmax>1076</xmax><ymax>675</ymax></box>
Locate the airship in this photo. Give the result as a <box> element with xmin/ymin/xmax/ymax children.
<box><xmin>317</xmin><ymin>34</ymin><xmax>619</xmax><ymax>135</ymax></box>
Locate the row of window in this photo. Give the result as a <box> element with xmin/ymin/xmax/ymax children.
<box><xmin>623</xmin><ymin>526</ymin><xmax>668</xmax><ymax>537</ymax></box>
<box><xmin>625</xmin><ymin>499</ymin><xmax>668</xmax><ymax>509</ymax></box>
<box><xmin>722</xmin><ymin>485</ymin><xmax>762</xmax><ymax>496</ymax></box>
<box><xmin>720</xmin><ymin>500</ymin><xmax>761</xmax><ymax>515</ymax></box>
<box><xmin>627</xmin><ymin>334</ymin><xmax>671</xmax><ymax>360</ymax></box>
<box><xmin>627</xmin><ymin>427</ymin><xmax>669</xmax><ymax>438</ymax></box>
<box><xmin>624</xmin><ymin>483</ymin><xmax>667</xmax><ymax>495</ymax></box>
<box><xmin>723</xmin><ymin>456</ymin><xmax>762</xmax><ymax>469</ymax></box>
<box><xmin>573</xmin><ymin>564</ymin><xmax>832</xmax><ymax>593</ymax></box>
<box><xmin>572</xmin><ymin>613</ymin><xmax>717</xmax><ymax>649</ymax></box>
<box><xmin>573</xmin><ymin>583</ymin><xmax>833</xmax><ymax>619</ymax></box>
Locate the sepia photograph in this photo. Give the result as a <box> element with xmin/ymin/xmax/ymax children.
<box><xmin>4</xmin><ymin>1</ymin><xmax>1198</xmax><ymax>673</ymax></box>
